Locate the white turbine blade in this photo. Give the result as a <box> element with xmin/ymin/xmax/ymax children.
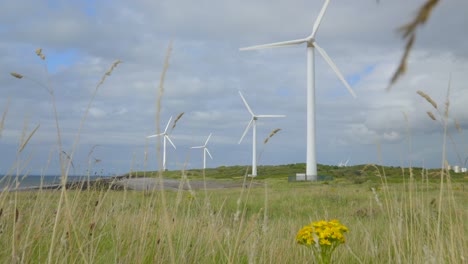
<box><xmin>256</xmin><ymin>115</ymin><xmax>286</xmax><ymax>118</ymax></box>
<box><xmin>310</xmin><ymin>0</ymin><xmax>331</xmax><ymax>38</ymax></box>
<box><xmin>191</xmin><ymin>146</ymin><xmax>204</xmax><ymax>149</ymax></box>
<box><xmin>204</xmin><ymin>133</ymin><xmax>212</xmax><ymax>146</ymax></box>
<box><xmin>238</xmin><ymin>119</ymin><xmax>254</xmax><ymax>144</ymax></box>
<box><xmin>164</xmin><ymin>116</ymin><xmax>173</xmax><ymax>133</ymax></box>
<box><xmin>166</xmin><ymin>135</ymin><xmax>176</xmax><ymax>149</ymax></box>
<box><xmin>314</xmin><ymin>42</ymin><xmax>357</xmax><ymax>98</ymax></box>
<box><xmin>205</xmin><ymin>148</ymin><xmax>213</xmax><ymax>159</ymax></box>
<box><xmin>147</xmin><ymin>133</ymin><xmax>163</xmax><ymax>138</ymax></box>
<box><xmin>238</xmin><ymin>91</ymin><xmax>255</xmax><ymax>116</ymax></box>
<box><xmin>240</xmin><ymin>38</ymin><xmax>308</xmax><ymax>51</ymax></box>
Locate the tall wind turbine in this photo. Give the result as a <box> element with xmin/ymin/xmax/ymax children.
<box><xmin>240</xmin><ymin>0</ymin><xmax>356</xmax><ymax>180</ymax></box>
<box><xmin>238</xmin><ymin>91</ymin><xmax>285</xmax><ymax>177</ymax></box>
<box><xmin>147</xmin><ymin>116</ymin><xmax>176</xmax><ymax>171</ymax></box>
<box><xmin>191</xmin><ymin>133</ymin><xmax>213</xmax><ymax>169</ymax></box>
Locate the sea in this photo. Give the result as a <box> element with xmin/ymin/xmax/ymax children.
<box><xmin>0</xmin><ymin>175</ymin><xmax>112</xmax><ymax>191</ymax></box>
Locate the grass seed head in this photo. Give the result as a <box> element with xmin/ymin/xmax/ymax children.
<box><xmin>426</xmin><ymin>111</ymin><xmax>436</xmax><ymax>121</ymax></box>
<box><xmin>10</xmin><ymin>72</ymin><xmax>24</xmax><ymax>79</ymax></box>
<box><xmin>417</xmin><ymin>90</ymin><xmax>438</xmax><ymax>109</ymax></box>
<box><xmin>35</xmin><ymin>48</ymin><xmax>46</xmax><ymax>60</ymax></box>
<box><xmin>264</xmin><ymin>128</ymin><xmax>281</xmax><ymax>144</ymax></box>
<box><xmin>172</xmin><ymin>112</ymin><xmax>185</xmax><ymax>130</ymax></box>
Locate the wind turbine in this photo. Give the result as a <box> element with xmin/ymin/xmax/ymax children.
<box><xmin>240</xmin><ymin>0</ymin><xmax>356</xmax><ymax>181</ymax></box>
<box><xmin>344</xmin><ymin>158</ymin><xmax>350</xmax><ymax>167</ymax></box>
<box><xmin>191</xmin><ymin>133</ymin><xmax>213</xmax><ymax>169</ymax></box>
<box><xmin>147</xmin><ymin>116</ymin><xmax>176</xmax><ymax>171</ymax></box>
<box><xmin>238</xmin><ymin>91</ymin><xmax>285</xmax><ymax>177</ymax></box>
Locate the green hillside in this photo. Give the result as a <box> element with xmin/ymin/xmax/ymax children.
<box><xmin>127</xmin><ymin>163</ymin><xmax>468</xmax><ymax>184</ymax></box>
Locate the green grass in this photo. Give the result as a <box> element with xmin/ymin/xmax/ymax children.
<box><xmin>0</xmin><ymin>173</ymin><xmax>466</xmax><ymax>263</ymax></box>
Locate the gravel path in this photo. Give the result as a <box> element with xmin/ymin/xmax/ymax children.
<box><xmin>114</xmin><ymin>177</ymin><xmax>260</xmax><ymax>191</ymax></box>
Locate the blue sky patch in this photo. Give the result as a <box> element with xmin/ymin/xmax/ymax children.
<box><xmin>46</xmin><ymin>49</ymin><xmax>80</xmax><ymax>74</ymax></box>
<box><xmin>345</xmin><ymin>64</ymin><xmax>376</xmax><ymax>86</ymax></box>
<box><xmin>83</xmin><ymin>0</ymin><xmax>97</xmax><ymax>17</ymax></box>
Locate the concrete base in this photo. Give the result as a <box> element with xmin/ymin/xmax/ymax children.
<box><xmin>296</xmin><ymin>173</ymin><xmax>317</xmax><ymax>181</ymax></box>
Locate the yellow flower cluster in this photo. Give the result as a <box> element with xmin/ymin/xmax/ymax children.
<box><xmin>296</xmin><ymin>219</ymin><xmax>348</xmax><ymax>247</ymax></box>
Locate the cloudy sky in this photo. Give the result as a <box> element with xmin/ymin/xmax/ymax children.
<box><xmin>1</xmin><ymin>0</ymin><xmax>467</xmax><ymax>176</ymax></box>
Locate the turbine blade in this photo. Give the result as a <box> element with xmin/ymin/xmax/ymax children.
<box><xmin>240</xmin><ymin>38</ymin><xmax>308</xmax><ymax>51</ymax></box>
<box><xmin>238</xmin><ymin>119</ymin><xmax>254</xmax><ymax>144</ymax></box>
<box><xmin>310</xmin><ymin>0</ymin><xmax>331</xmax><ymax>38</ymax></box>
<box><xmin>204</xmin><ymin>133</ymin><xmax>212</xmax><ymax>146</ymax></box>
<box><xmin>238</xmin><ymin>91</ymin><xmax>255</xmax><ymax>116</ymax></box>
<box><xmin>164</xmin><ymin>116</ymin><xmax>173</xmax><ymax>133</ymax></box>
<box><xmin>166</xmin><ymin>135</ymin><xmax>176</xmax><ymax>149</ymax></box>
<box><xmin>191</xmin><ymin>146</ymin><xmax>204</xmax><ymax>149</ymax></box>
<box><xmin>256</xmin><ymin>115</ymin><xmax>286</xmax><ymax>118</ymax></box>
<box><xmin>205</xmin><ymin>148</ymin><xmax>213</xmax><ymax>159</ymax></box>
<box><xmin>314</xmin><ymin>42</ymin><xmax>357</xmax><ymax>98</ymax></box>
<box><xmin>147</xmin><ymin>133</ymin><xmax>163</xmax><ymax>138</ymax></box>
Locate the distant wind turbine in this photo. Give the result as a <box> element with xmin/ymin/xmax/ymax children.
<box><xmin>240</xmin><ymin>0</ymin><xmax>356</xmax><ymax>180</ymax></box>
<box><xmin>147</xmin><ymin>116</ymin><xmax>176</xmax><ymax>171</ymax></box>
<box><xmin>191</xmin><ymin>133</ymin><xmax>213</xmax><ymax>169</ymax></box>
<box><xmin>338</xmin><ymin>158</ymin><xmax>350</xmax><ymax>167</ymax></box>
<box><xmin>238</xmin><ymin>91</ymin><xmax>285</xmax><ymax>177</ymax></box>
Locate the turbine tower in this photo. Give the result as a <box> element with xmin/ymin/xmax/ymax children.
<box><xmin>191</xmin><ymin>133</ymin><xmax>213</xmax><ymax>169</ymax></box>
<box><xmin>147</xmin><ymin>116</ymin><xmax>176</xmax><ymax>171</ymax></box>
<box><xmin>238</xmin><ymin>91</ymin><xmax>285</xmax><ymax>177</ymax></box>
<box><xmin>240</xmin><ymin>0</ymin><xmax>356</xmax><ymax>180</ymax></box>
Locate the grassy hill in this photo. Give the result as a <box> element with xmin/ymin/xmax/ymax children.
<box><xmin>126</xmin><ymin>163</ymin><xmax>468</xmax><ymax>184</ymax></box>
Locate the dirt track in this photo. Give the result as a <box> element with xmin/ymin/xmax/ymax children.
<box><xmin>114</xmin><ymin>177</ymin><xmax>261</xmax><ymax>191</ymax></box>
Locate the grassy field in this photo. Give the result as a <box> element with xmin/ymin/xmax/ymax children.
<box><xmin>0</xmin><ymin>169</ymin><xmax>466</xmax><ymax>263</ymax></box>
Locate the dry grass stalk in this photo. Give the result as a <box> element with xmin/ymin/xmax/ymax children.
<box><xmin>156</xmin><ymin>41</ymin><xmax>173</xmax><ymax>122</ymax></box>
<box><xmin>171</xmin><ymin>112</ymin><xmax>184</xmax><ymax>130</ymax></box>
<box><xmin>18</xmin><ymin>124</ymin><xmax>40</xmax><ymax>153</ymax></box>
<box><xmin>388</xmin><ymin>34</ymin><xmax>415</xmax><ymax>88</ymax></box>
<box><xmin>444</xmin><ymin>75</ymin><xmax>451</xmax><ymax>118</ymax></box>
<box><xmin>154</xmin><ymin>41</ymin><xmax>176</xmax><ymax>264</ymax></box>
<box><xmin>10</xmin><ymin>72</ymin><xmax>24</xmax><ymax>79</ymax></box>
<box><xmin>264</xmin><ymin>128</ymin><xmax>281</xmax><ymax>144</ymax></box>
<box><xmin>97</xmin><ymin>60</ymin><xmax>122</xmax><ymax>87</ymax></box>
<box><xmin>416</xmin><ymin>90</ymin><xmax>438</xmax><ymax>109</ymax></box>
<box><xmin>399</xmin><ymin>0</ymin><xmax>440</xmax><ymax>38</ymax></box>
<box><xmin>0</xmin><ymin>98</ymin><xmax>10</xmax><ymax>138</ymax></box>
<box><xmin>388</xmin><ymin>0</ymin><xmax>440</xmax><ymax>89</ymax></box>
<box><xmin>454</xmin><ymin>118</ymin><xmax>462</xmax><ymax>133</ymax></box>
<box><xmin>61</xmin><ymin>151</ymin><xmax>75</xmax><ymax>170</ymax></box>
<box><xmin>426</xmin><ymin>111</ymin><xmax>436</xmax><ymax>121</ymax></box>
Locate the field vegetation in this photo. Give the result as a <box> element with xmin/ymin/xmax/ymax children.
<box><xmin>0</xmin><ymin>168</ymin><xmax>466</xmax><ymax>263</ymax></box>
